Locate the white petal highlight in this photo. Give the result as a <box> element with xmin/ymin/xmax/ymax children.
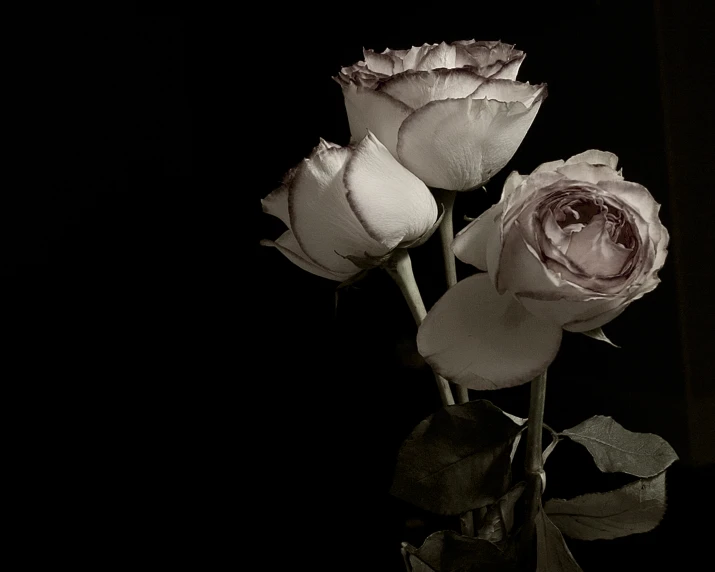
<box><xmin>343</xmin><ymin>133</ymin><xmax>438</xmax><ymax>249</ymax></box>
<box><xmin>417</xmin><ymin>274</ymin><xmax>562</xmax><ymax>389</ymax></box>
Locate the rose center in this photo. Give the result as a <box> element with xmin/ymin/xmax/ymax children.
<box><xmin>553</xmin><ymin>198</ymin><xmax>636</xmax><ymax>249</ymax></box>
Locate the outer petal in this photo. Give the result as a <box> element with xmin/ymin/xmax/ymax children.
<box><xmin>377</xmin><ymin>68</ymin><xmax>485</xmax><ymax>110</ymax></box>
<box><xmin>397</xmin><ymin>94</ymin><xmax>546</xmax><ymax>191</ymax></box>
<box><xmin>261</xmin><ymin>184</ymin><xmax>290</xmax><ymax>227</ymax></box>
<box><xmin>453</xmin><ymin>203</ymin><xmax>503</xmax><ymax>270</ymax></box>
<box><xmin>564</xmin><ymin>150</ymin><xmax>619</xmax><ymax>169</ymax></box>
<box><xmin>417</xmin><ymin>274</ymin><xmax>562</xmax><ymax>389</ymax></box>
<box><xmin>471</xmin><ymin>79</ymin><xmax>546</xmax><ymax>107</ymax></box>
<box><xmin>341</xmin><ymin>83</ymin><xmax>413</xmax><ymax>156</ymax></box>
<box><xmin>554</xmin><ymin>163</ymin><xmax>623</xmax><ymax>184</ymax></box>
<box><xmin>517</xmin><ymin>293</ymin><xmax>626</xmax><ymax>330</ymax></box>
<box><xmin>261</xmin><ymin>231</ymin><xmax>357</xmax><ymax>282</ymax></box>
<box><xmin>343</xmin><ymin>132</ymin><xmax>438</xmax><ymax>249</ymax></box>
<box><xmin>289</xmin><ymin>143</ymin><xmax>387</xmax><ymax>273</ymax></box>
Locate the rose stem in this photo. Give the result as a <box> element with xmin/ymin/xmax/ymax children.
<box><xmin>384</xmin><ymin>249</ymin><xmax>455</xmax><ymax>407</ymax></box>
<box><xmin>435</xmin><ymin>188</ymin><xmax>470</xmax><ymax>405</ymax></box>
<box><xmin>520</xmin><ymin>369</ymin><xmax>548</xmax><ymax>568</ymax></box>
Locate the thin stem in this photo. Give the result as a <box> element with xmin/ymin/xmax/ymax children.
<box><xmin>520</xmin><ymin>369</ymin><xmax>548</xmax><ymax>568</ymax></box>
<box><xmin>385</xmin><ymin>249</ymin><xmax>455</xmax><ymax>407</ymax></box>
<box><xmin>434</xmin><ymin>189</ymin><xmax>469</xmax><ymax>405</ymax></box>
<box><xmin>437</xmin><ymin>189</ymin><xmax>459</xmax><ymax>289</ymax></box>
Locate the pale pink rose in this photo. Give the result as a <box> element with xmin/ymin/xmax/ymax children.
<box><xmin>335</xmin><ymin>40</ymin><xmax>546</xmax><ymax>191</ymax></box>
<box><xmin>417</xmin><ymin>150</ymin><xmax>669</xmax><ymax>389</ymax></box>
<box><xmin>261</xmin><ymin>133</ymin><xmax>439</xmax><ymax>281</ymax></box>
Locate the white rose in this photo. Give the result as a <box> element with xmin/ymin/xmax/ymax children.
<box><xmin>261</xmin><ymin>133</ymin><xmax>439</xmax><ymax>281</ymax></box>
<box><xmin>335</xmin><ymin>40</ymin><xmax>547</xmax><ymax>191</ymax></box>
<box><xmin>417</xmin><ymin>150</ymin><xmax>669</xmax><ymax>389</ymax></box>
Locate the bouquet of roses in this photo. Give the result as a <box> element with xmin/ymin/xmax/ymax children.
<box><xmin>261</xmin><ymin>40</ymin><xmax>676</xmax><ymax>572</ymax></box>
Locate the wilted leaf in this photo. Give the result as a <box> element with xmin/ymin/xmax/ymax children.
<box><xmin>544</xmin><ymin>472</ymin><xmax>666</xmax><ymax>540</ymax></box>
<box><xmin>581</xmin><ymin>327</ymin><xmax>620</xmax><ymax>348</ymax></box>
<box><xmin>477</xmin><ymin>482</ymin><xmax>526</xmax><ymax>543</ymax></box>
<box><xmin>561</xmin><ymin>415</ymin><xmax>678</xmax><ymax>477</ymax></box>
<box><xmin>407</xmin><ymin>530</ymin><xmax>518</xmax><ymax>572</ymax></box>
<box><xmin>391</xmin><ymin>401</ymin><xmax>523</xmax><ymax>515</ymax></box>
<box><xmin>536</xmin><ymin>508</ymin><xmax>583</xmax><ymax>572</ymax></box>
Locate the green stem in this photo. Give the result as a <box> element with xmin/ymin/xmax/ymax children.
<box><xmin>385</xmin><ymin>249</ymin><xmax>455</xmax><ymax>407</ymax></box>
<box><xmin>520</xmin><ymin>369</ymin><xmax>548</xmax><ymax>568</ymax></box>
<box><xmin>435</xmin><ymin>189</ymin><xmax>470</xmax><ymax>405</ymax></box>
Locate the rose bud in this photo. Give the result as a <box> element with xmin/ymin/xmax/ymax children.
<box><xmin>417</xmin><ymin>150</ymin><xmax>669</xmax><ymax>389</ymax></box>
<box><xmin>261</xmin><ymin>133</ymin><xmax>440</xmax><ymax>281</ymax></box>
<box><xmin>335</xmin><ymin>40</ymin><xmax>546</xmax><ymax>191</ymax></box>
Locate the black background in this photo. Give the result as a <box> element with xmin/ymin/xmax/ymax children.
<box><xmin>8</xmin><ymin>1</ymin><xmax>713</xmax><ymax>569</ymax></box>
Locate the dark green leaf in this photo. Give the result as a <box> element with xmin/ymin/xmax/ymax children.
<box><xmin>536</xmin><ymin>508</ymin><xmax>583</xmax><ymax>572</ymax></box>
<box><xmin>561</xmin><ymin>415</ymin><xmax>678</xmax><ymax>477</ymax></box>
<box><xmin>407</xmin><ymin>530</ymin><xmax>518</xmax><ymax>572</ymax></box>
<box><xmin>544</xmin><ymin>472</ymin><xmax>666</xmax><ymax>540</ymax></box>
<box><xmin>477</xmin><ymin>482</ymin><xmax>526</xmax><ymax>543</ymax></box>
<box><xmin>391</xmin><ymin>401</ymin><xmax>523</xmax><ymax>515</ymax></box>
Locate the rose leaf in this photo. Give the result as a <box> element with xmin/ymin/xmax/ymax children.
<box><xmin>560</xmin><ymin>415</ymin><xmax>678</xmax><ymax>477</ymax></box>
<box><xmin>391</xmin><ymin>400</ymin><xmax>523</xmax><ymax>515</ymax></box>
<box><xmin>536</xmin><ymin>508</ymin><xmax>584</xmax><ymax>572</ymax></box>
<box><xmin>544</xmin><ymin>472</ymin><xmax>667</xmax><ymax>540</ymax></box>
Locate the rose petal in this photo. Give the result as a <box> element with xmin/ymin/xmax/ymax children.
<box><xmin>472</xmin><ymin>79</ymin><xmax>546</xmax><ymax>107</ymax></box>
<box><xmin>532</xmin><ymin>159</ymin><xmax>565</xmax><ymax>174</ymax></box>
<box><xmin>517</xmin><ymin>292</ymin><xmax>626</xmax><ymax>330</ymax></box>
<box><xmin>564</xmin><ymin>214</ymin><xmax>633</xmax><ymax>276</ymax></box>
<box><xmin>289</xmin><ymin>144</ymin><xmax>386</xmax><ymax>273</ymax></box>
<box><xmin>397</xmin><ymin>95</ymin><xmax>546</xmax><ymax>191</ymax></box>
<box><xmin>343</xmin><ymin>132</ymin><xmax>438</xmax><ymax>249</ymax></box>
<box><xmin>362</xmin><ymin>48</ymin><xmax>396</xmax><ymax>75</ymax></box>
<box><xmin>453</xmin><ymin>203</ymin><xmax>503</xmax><ymax>270</ymax></box>
<box><xmin>340</xmin><ymin>83</ymin><xmax>413</xmax><ymax>156</ymax></box>
<box><xmin>502</xmin><ymin>170</ymin><xmax>526</xmax><ymax>199</ymax></box>
<box><xmin>417</xmin><ymin>274</ymin><xmax>562</xmax><ymax>389</ymax></box>
<box><xmin>595</xmin><ymin>180</ymin><xmax>661</xmax><ymax>234</ymax></box>
<box><xmin>495</xmin><ymin>220</ymin><xmax>586</xmax><ymax>298</ymax></box>
<box><xmin>413</xmin><ymin>41</ymin><xmax>457</xmax><ymax>70</ymax></box>
<box><xmin>378</xmin><ymin>68</ymin><xmax>485</xmax><ymax>110</ymax></box>
<box><xmin>487</xmin><ymin>54</ymin><xmax>526</xmax><ymax>80</ymax></box>
<box><xmin>555</xmin><ymin>163</ymin><xmax>624</xmax><ymax>184</ymax></box>
<box><xmin>261</xmin><ymin>230</ymin><xmax>357</xmax><ymax>281</ymax></box>
<box><xmin>261</xmin><ymin>184</ymin><xmax>290</xmax><ymax>228</ymax></box>
<box><xmin>564</xmin><ymin>150</ymin><xmax>619</xmax><ymax>169</ymax></box>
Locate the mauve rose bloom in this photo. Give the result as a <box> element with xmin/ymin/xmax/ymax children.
<box><xmin>261</xmin><ymin>133</ymin><xmax>439</xmax><ymax>281</ymax></box>
<box><xmin>335</xmin><ymin>40</ymin><xmax>546</xmax><ymax>191</ymax></box>
<box><xmin>417</xmin><ymin>150</ymin><xmax>669</xmax><ymax>389</ymax></box>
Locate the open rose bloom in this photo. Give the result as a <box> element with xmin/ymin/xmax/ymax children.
<box><xmin>417</xmin><ymin>150</ymin><xmax>669</xmax><ymax>389</ymax></box>
<box><xmin>336</xmin><ymin>40</ymin><xmax>546</xmax><ymax>191</ymax></box>
<box><xmin>261</xmin><ymin>133</ymin><xmax>439</xmax><ymax>281</ymax></box>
